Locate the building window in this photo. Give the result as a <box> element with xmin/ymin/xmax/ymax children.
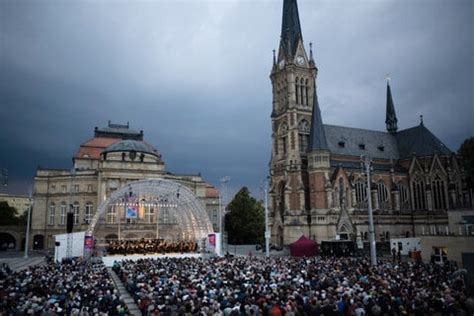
<box><xmin>84</xmin><ymin>202</ymin><xmax>93</xmax><ymax>224</ymax></box>
<box><xmin>213</xmin><ymin>209</ymin><xmax>218</xmax><ymax>226</ymax></box>
<box><xmin>73</xmin><ymin>202</ymin><xmax>80</xmax><ymax>224</ymax></box>
<box><xmin>279</xmin><ymin>123</ymin><xmax>288</xmax><ymax>156</ymax></box>
<box><xmin>51</xmin><ymin>185</ymin><xmax>56</xmax><ymax>192</ymax></box>
<box><xmin>398</xmin><ymin>183</ymin><xmax>410</xmax><ymax>210</ymax></box>
<box><xmin>355</xmin><ymin>180</ymin><xmax>367</xmax><ymax>209</ymax></box>
<box><xmin>300</xmin><ymin>78</ymin><xmax>305</xmax><ymax>106</ymax></box>
<box><xmin>48</xmin><ymin>203</ymin><xmax>55</xmax><ymax>225</ymax></box>
<box><xmin>295</xmin><ymin>77</ymin><xmax>299</xmax><ymax>104</ymax></box>
<box><xmin>107</xmin><ymin>206</ymin><xmax>116</xmax><ymax>223</ymax></box>
<box><xmin>377</xmin><ymin>181</ymin><xmax>389</xmax><ymax>210</ymax></box>
<box><xmin>162</xmin><ymin>208</ymin><xmax>170</xmax><ymax>224</ymax></box>
<box><xmin>87</xmin><ymin>184</ymin><xmax>93</xmax><ymax>192</ymax></box>
<box><xmin>298</xmin><ymin>120</ymin><xmax>310</xmax><ymax>152</ymax></box>
<box><xmin>60</xmin><ymin>203</ymin><xmax>67</xmax><ymax>225</ymax></box>
<box><xmin>145</xmin><ymin>207</ymin><xmax>155</xmax><ymax>223</ymax></box>
<box><xmin>74</xmin><ymin>185</ymin><xmax>79</xmax><ymax>193</ymax></box>
<box><xmin>62</xmin><ymin>185</ymin><xmax>67</xmax><ymax>193</ymax></box>
<box><xmin>305</xmin><ymin>79</ymin><xmax>309</xmax><ymax>105</ymax></box>
<box><xmin>432</xmin><ymin>174</ymin><xmax>446</xmax><ymax>210</ymax></box>
<box><xmin>412</xmin><ymin>176</ymin><xmax>426</xmax><ymax>210</ymax></box>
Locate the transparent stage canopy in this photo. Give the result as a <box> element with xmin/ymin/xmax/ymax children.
<box><xmin>88</xmin><ymin>179</ymin><xmax>214</xmax><ymax>241</ymax></box>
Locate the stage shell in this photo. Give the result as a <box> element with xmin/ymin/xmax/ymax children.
<box><xmin>87</xmin><ymin>179</ymin><xmax>214</xmax><ymax>241</ymax></box>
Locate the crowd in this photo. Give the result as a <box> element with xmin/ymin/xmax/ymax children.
<box><xmin>113</xmin><ymin>256</ymin><xmax>473</xmax><ymax>316</ymax></box>
<box><xmin>106</xmin><ymin>239</ymin><xmax>198</xmax><ymax>256</ymax></box>
<box><xmin>0</xmin><ymin>259</ymin><xmax>128</xmax><ymax>315</ymax></box>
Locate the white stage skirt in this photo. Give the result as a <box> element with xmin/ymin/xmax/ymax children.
<box><xmin>101</xmin><ymin>253</ymin><xmax>203</xmax><ymax>267</ymax></box>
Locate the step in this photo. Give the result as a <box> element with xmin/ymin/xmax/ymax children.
<box><xmin>107</xmin><ymin>268</ymin><xmax>141</xmax><ymax>316</ymax></box>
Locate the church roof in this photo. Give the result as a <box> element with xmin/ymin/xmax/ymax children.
<box><xmin>324</xmin><ymin>124</ymin><xmax>399</xmax><ymax>159</ymax></box>
<box><xmin>308</xmin><ymin>85</ymin><xmax>328</xmax><ymax>151</ymax></box>
<box><xmin>103</xmin><ymin>140</ymin><xmax>160</xmax><ymax>157</ymax></box>
<box><xmin>395</xmin><ymin>124</ymin><xmax>452</xmax><ymax>158</ymax></box>
<box><xmin>323</xmin><ymin>123</ymin><xmax>452</xmax><ymax>160</ymax></box>
<box><xmin>280</xmin><ymin>0</ymin><xmax>303</xmax><ymax>58</ymax></box>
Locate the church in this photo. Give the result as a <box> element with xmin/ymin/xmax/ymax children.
<box><xmin>268</xmin><ymin>0</ymin><xmax>472</xmax><ymax>246</ymax></box>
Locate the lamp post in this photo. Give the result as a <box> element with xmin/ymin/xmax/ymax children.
<box><xmin>219</xmin><ymin>176</ymin><xmax>230</xmax><ymax>255</ymax></box>
<box><xmin>361</xmin><ymin>156</ymin><xmax>377</xmax><ymax>266</ymax></box>
<box><xmin>23</xmin><ymin>191</ymin><xmax>33</xmax><ymax>258</ymax></box>
<box><xmin>263</xmin><ymin>180</ymin><xmax>270</xmax><ymax>258</ymax></box>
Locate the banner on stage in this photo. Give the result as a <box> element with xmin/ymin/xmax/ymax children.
<box><xmin>84</xmin><ymin>235</ymin><xmax>94</xmax><ymax>250</ymax></box>
<box><xmin>126</xmin><ymin>206</ymin><xmax>138</xmax><ymax>218</ymax></box>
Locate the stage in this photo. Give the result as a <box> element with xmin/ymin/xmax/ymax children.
<box><xmin>101</xmin><ymin>252</ymin><xmax>204</xmax><ymax>267</ymax></box>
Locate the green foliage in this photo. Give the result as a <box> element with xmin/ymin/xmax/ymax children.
<box><xmin>0</xmin><ymin>201</ymin><xmax>24</xmax><ymax>226</ymax></box>
<box><xmin>458</xmin><ymin>137</ymin><xmax>474</xmax><ymax>189</ymax></box>
<box><xmin>225</xmin><ymin>187</ymin><xmax>264</xmax><ymax>245</ymax></box>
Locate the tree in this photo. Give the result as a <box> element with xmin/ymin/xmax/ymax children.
<box><xmin>225</xmin><ymin>187</ymin><xmax>264</xmax><ymax>245</ymax></box>
<box><xmin>458</xmin><ymin>137</ymin><xmax>474</xmax><ymax>189</ymax></box>
<box><xmin>0</xmin><ymin>201</ymin><xmax>25</xmax><ymax>226</ymax></box>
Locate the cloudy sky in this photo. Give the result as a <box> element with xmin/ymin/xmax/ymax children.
<box><xmin>0</xmin><ymin>0</ymin><xmax>472</xmax><ymax>199</ymax></box>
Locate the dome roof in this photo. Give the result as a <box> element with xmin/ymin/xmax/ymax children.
<box><xmin>102</xmin><ymin>140</ymin><xmax>159</xmax><ymax>157</ymax></box>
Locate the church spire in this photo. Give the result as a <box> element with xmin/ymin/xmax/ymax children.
<box><xmin>385</xmin><ymin>77</ymin><xmax>398</xmax><ymax>133</ymax></box>
<box><xmin>280</xmin><ymin>0</ymin><xmax>303</xmax><ymax>59</ymax></box>
<box><xmin>308</xmin><ymin>80</ymin><xmax>328</xmax><ymax>151</ymax></box>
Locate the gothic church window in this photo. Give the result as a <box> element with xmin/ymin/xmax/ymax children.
<box><xmin>305</xmin><ymin>79</ymin><xmax>309</xmax><ymax>105</ymax></box>
<box><xmin>377</xmin><ymin>181</ymin><xmax>389</xmax><ymax>210</ymax></box>
<box><xmin>295</xmin><ymin>77</ymin><xmax>299</xmax><ymax>104</ymax></box>
<box><xmin>279</xmin><ymin>123</ymin><xmax>288</xmax><ymax>156</ymax></box>
<box><xmin>300</xmin><ymin>78</ymin><xmax>305</xmax><ymax>107</ymax></box>
<box><xmin>398</xmin><ymin>182</ymin><xmax>410</xmax><ymax>210</ymax></box>
<box><xmin>412</xmin><ymin>176</ymin><xmax>426</xmax><ymax>210</ymax></box>
<box><xmin>432</xmin><ymin>174</ymin><xmax>447</xmax><ymax>210</ymax></box>
<box><xmin>298</xmin><ymin>120</ymin><xmax>310</xmax><ymax>152</ymax></box>
<box><xmin>355</xmin><ymin>180</ymin><xmax>367</xmax><ymax>209</ymax></box>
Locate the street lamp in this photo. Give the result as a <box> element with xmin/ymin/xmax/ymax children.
<box><xmin>361</xmin><ymin>155</ymin><xmax>377</xmax><ymax>266</ymax></box>
<box><xmin>263</xmin><ymin>180</ymin><xmax>270</xmax><ymax>258</ymax></box>
<box><xmin>24</xmin><ymin>189</ymin><xmax>33</xmax><ymax>258</ymax></box>
<box><xmin>219</xmin><ymin>176</ymin><xmax>230</xmax><ymax>255</ymax></box>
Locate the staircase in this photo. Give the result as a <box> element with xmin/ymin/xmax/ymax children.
<box><xmin>107</xmin><ymin>267</ymin><xmax>141</xmax><ymax>316</ymax></box>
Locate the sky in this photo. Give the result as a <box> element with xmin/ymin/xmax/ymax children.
<box><xmin>0</xmin><ymin>0</ymin><xmax>473</xmax><ymax>200</ymax></box>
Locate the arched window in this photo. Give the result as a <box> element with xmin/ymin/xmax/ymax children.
<box><xmin>398</xmin><ymin>182</ymin><xmax>410</xmax><ymax>210</ymax></box>
<box><xmin>305</xmin><ymin>79</ymin><xmax>309</xmax><ymax>105</ymax></box>
<box><xmin>84</xmin><ymin>202</ymin><xmax>93</xmax><ymax>224</ymax></box>
<box><xmin>295</xmin><ymin>77</ymin><xmax>299</xmax><ymax>104</ymax></box>
<box><xmin>300</xmin><ymin>78</ymin><xmax>305</xmax><ymax>107</ymax></box>
<box><xmin>432</xmin><ymin>174</ymin><xmax>446</xmax><ymax>210</ymax></box>
<box><xmin>279</xmin><ymin>123</ymin><xmax>288</xmax><ymax>156</ymax></box>
<box><xmin>412</xmin><ymin>175</ymin><xmax>426</xmax><ymax>210</ymax></box>
<box><xmin>377</xmin><ymin>181</ymin><xmax>389</xmax><ymax>210</ymax></box>
<box><xmin>338</xmin><ymin>178</ymin><xmax>346</xmax><ymax>208</ymax></box>
<box><xmin>298</xmin><ymin>120</ymin><xmax>310</xmax><ymax>152</ymax></box>
<box><xmin>48</xmin><ymin>203</ymin><xmax>55</xmax><ymax>226</ymax></box>
<box><xmin>60</xmin><ymin>202</ymin><xmax>67</xmax><ymax>225</ymax></box>
<box><xmin>355</xmin><ymin>180</ymin><xmax>367</xmax><ymax>209</ymax></box>
<box><xmin>73</xmin><ymin>202</ymin><xmax>80</xmax><ymax>224</ymax></box>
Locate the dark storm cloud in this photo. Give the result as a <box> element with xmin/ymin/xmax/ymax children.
<box><xmin>0</xmin><ymin>0</ymin><xmax>472</xmax><ymax>198</ymax></box>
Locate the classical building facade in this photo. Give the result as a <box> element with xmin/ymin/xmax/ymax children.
<box><xmin>269</xmin><ymin>0</ymin><xmax>473</xmax><ymax>246</ymax></box>
<box><xmin>30</xmin><ymin>122</ymin><xmax>219</xmax><ymax>250</ymax></box>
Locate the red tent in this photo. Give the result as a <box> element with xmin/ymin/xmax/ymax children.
<box><xmin>290</xmin><ymin>235</ymin><xmax>318</xmax><ymax>257</ymax></box>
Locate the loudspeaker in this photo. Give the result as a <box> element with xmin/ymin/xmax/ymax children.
<box><xmin>55</xmin><ymin>241</ymin><xmax>60</xmax><ymax>247</ymax></box>
<box><xmin>67</xmin><ymin>212</ymin><xmax>74</xmax><ymax>234</ymax></box>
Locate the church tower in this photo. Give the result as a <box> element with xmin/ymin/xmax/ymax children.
<box><xmin>269</xmin><ymin>0</ymin><xmax>318</xmax><ymax>245</ymax></box>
